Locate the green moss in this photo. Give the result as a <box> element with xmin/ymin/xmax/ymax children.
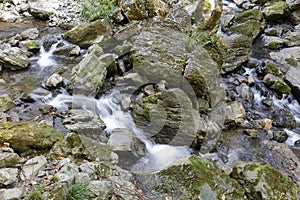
<box><xmin>27</xmin><ymin>187</ymin><xmax>44</xmax><ymax>200</ymax></box>
<box><xmin>271</xmin><ymin>80</ymin><xmax>291</xmax><ymax>94</ymax></box>
<box><xmin>285</xmin><ymin>56</ymin><xmax>299</xmax><ymax>67</ymax></box>
<box><xmin>24</xmin><ymin>40</ymin><xmax>40</xmax><ymax>49</ymax></box>
<box><xmin>263</xmin><ymin>63</ymin><xmax>280</xmax><ymax>76</ymax></box>
<box><xmin>142</xmin><ymin>95</ymin><xmax>158</xmax><ymax>104</ymax></box>
<box><xmin>229</xmin><ymin>20</ymin><xmax>265</xmax><ymax>38</ymax></box>
<box><xmin>268</xmin><ymin>40</ymin><xmax>283</xmax><ymax>48</ymax></box>
<box><xmin>155</xmin><ymin>156</ymin><xmax>246</xmax><ymax>199</ymax></box>
<box><xmin>235</xmin><ymin>9</ymin><xmax>263</xmax><ymax>23</ymax></box>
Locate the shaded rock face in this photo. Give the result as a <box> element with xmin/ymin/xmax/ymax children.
<box><xmin>135</xmin><ymin>156</ymin><xmax>246</xmax><ymax>199</ymax></box>
<box><xmin>0</xmin><ymin>122</ymin><xmax>63</xmax><ymax>155</ymax></box>
<box><xmin>231</xmin><ymin>162</ymin><xmax>300</xmax><ymax>200</ymax></box>
<box><xmin>0</xmin><ymin>47</ymin><xmax>29</xmax><ymax>70</ymax></box>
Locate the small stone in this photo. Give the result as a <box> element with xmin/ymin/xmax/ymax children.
<box><xmin>273</xmin><ymin>131</ymin><xmax>289</xmax><ymax>143</ymax></box>
<box><xmin>243</xmin><ymin>129</ymin><xmax>258</xmax><ymax>137</ymax></box>
<box><xmin>0</xmin><ymin>168</ymin><xmax>18</xmax><ymax>186</ymax></box>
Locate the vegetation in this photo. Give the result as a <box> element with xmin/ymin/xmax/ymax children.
<box><xmin>80</xmin><ymin>0</ymin><xmax>118</xmax><ymax>22</ymax></box>
<box><xmin>61</xmin><ymin>181</ymin><xmax>90</xmax><ymax>200</ymax></box>
<box><xmin>27</xmin><ymin>187</ymin><xmax>43</xmax><ymax>200</ymax></box>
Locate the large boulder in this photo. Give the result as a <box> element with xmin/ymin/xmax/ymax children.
<box><xmin>0</xmin><ymin>47</ymin><xmax>29</xmax><ymax>70</ymax></box>
<box><xmin>130</xmin><ymin>20</ymin><xmax>225</xmax><ymax>109</ymax></box>
<box><xmin>0</xmin><ymin>122</ymin><xmax>63</xmax><ymax>154</ymax></box>
<box><xmin>269</xmin><ymin>47</ymin><xmax>300</xmax><ymax>102</ymax></box>
<box><xmin>135</xmin><ymin>156</ymin><xmax>246</xmax><ymax>199</ymax></box>
<box><xmin>231</xmin><ymin>162</ymin><xmax>300</xmax><ymax>199</ymax></box>
<box><xmin>50</xmin><ymin>133</ymin><xmax>117</xmax><ymax>163</ymax></box>
<box><xmin>221</xmin><ymin>34</ymin><xmax>252</xmax><ymax>73</ymax></box>
<box><xmin>64</xmin><ymin>19</ymin><xmax>111</xmax><ymax>48</ymax></box>
<box><xmin>131</xmin><ymin>88</ymin><xmax>198</xmax><ymax>146</ymax></box>
<box><xmin>71</xmin><ymin>52</ymin><xmax>107</xmax><ymax>96</ymax></box>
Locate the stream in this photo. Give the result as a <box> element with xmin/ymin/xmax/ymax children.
<box><xmin>1</xmin><ymin>16</ymin><xmax>300</xmax><ymax>173</ymax></box>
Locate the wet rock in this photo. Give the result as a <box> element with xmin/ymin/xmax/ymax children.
<box><xmin>44</xmin><ymin>73</ymin><xmax>64</xmax><ymax>88</ymax></box>
<box><xmin>261</xmin><ymin>140</ymin><xmax>300</xmax><ymax>187</ymax></box>
<box><xmin>271</xmin><ymin>109</ymin><xmax>296</xmax><ymax>129</ymax></box>
<box><xmin>272</xmin><ymin>130</ymin><xmax>288</xmax><ymax>142</ymax></box>
<box><xmin>0</xmin><ymin>94</ymin><xmax>13</xmax><ymax>112</ymax></box>
<box><xmin>20</xmin><ymin>156</ymin><xmax>47</xmax><ymax>181</ymax></box>
<box><xmin>263</xmin><ymin>74</ymin><xmax>291</xmax><ymax>94</ymax></box>
<box><xmin>99</xmin><ymin>53</ymin><xmax>118</xmax><ymax>77</ymax></box>
<box><xmin>42</xmin><ymin>35</ymin><xmax>57</xmax><ymax>51</ymax></box>
<box><xmin>62</xmin><ymin>109</ymin><xmax>107</xmax><ymax>142</ymax></box>
<box><xmin>295</xmin><ymin>139</ymin><xmax>300</xmax><ymax>147</ymax></box>
<box><xmin>53</xmin><ymin>45</ymin><xmax>80</xmax><ymax>57</ymax></box>
<box><xmin>262</xmin><ymin>35</ymin><xmax>286</xmax><ymax>49</ymax></box>
<box><xmin>71</xmin><ymin>52</ymin><xmax>107</xmax><ymax>96</ymax></box>
<box><xmin>263</xmin><ymin>1</ymin><xmax>290</xmax><ymax>21</ymax></box>
<box><xmin>0</xmin><ymin>152</ymin><xmax>20</xmax><ymax>168</ymax></box>
<box><xmin>28</xmin><ymin>0</ymin><xmax>59</xmax><ymax>20</ymax></box>
<box><xmin>221</xmin><ymin>34</ymin><xmax>252</xmax><ymax>73</ymax></box>
<box><xmin>50</xmin><ymin>133</ymin><xmax>117</xmax><ymax>163</ymax></box>
<box><xmin>64</xmin><ymin>19</ymin><xmax>111</xmax><ymax>48</ymax></box>
<box><xmin>135</xmin><ymin>156</ymin><xmax>246</xmax><ymax>199</ymax></box>
<box><xmin>0</xmin><ymin>168</ymin><xmax>18</xmax><ymax>186</ymax></box>
<box><xmin>225</xmin><ymin>101</ymin><xmax>246</xmax><ymax>123</ymax></box>
<box><xmin>287</xmin><ymin>0</ymin><xmax>300</xmax><ymax>10</ymax></box>
<box><xmin>262</xmin><ymin>98</ymin><xmax>273</xmax><ymax>107</ymax></box>
<box><xmin>231</xmin><ymin>161</ymin><xmax>300</xmax><ymax>200</ymax></box>
<box><xmin>108</xmin><ymin>128</ymin><xmax>145</xmax><ymax>155</ymax></box>
<box><xmin>19</xmin><ymin>40</ymin><xmax>40</xmax><ymax>53</ymax></box>
<box><xmin>235</xmin><ymin>83</ymin><xmax>254</xmax><ymax>106</ymax></box>
<box><xmin>284</xmin><ymin>31</ymin><xmax>300</xmax><ymax>47</ymax></box>
<box><xmin>0</xmin><ymin>188</ymin><xmax>23</xmax><ymax>200</ymax></box>
<box><xmin>0</xmin><ymin>47</ymin><xmax>29</xmax><ymax>70</ymax></box>
<box><xmin>131</xmin><ymin>88</ymin><xmax>197</xmax><ymax>146</ymax></box>
<box><xmin>257</xmin><ymin>118</ymin><xmax>272</xmax><ymax>131</ymax></box>
<box><xmin>0</xmin><ymin>122</ymin><xmax>63</xmax><ymax>154</ymax></box>
<box><xmin>120</xmin><ymin>0</ymin><xmax>168</xmax><ymax>21</ymax></box>
<box><xmin>20</xmin><ymin>27</ymin><xmax>39</xmax><ymax>40</ymax></box>
<box><xmin>270</xmin><ymin>47</ymin><xmax>300</xmax><ymax>101</ymax></box>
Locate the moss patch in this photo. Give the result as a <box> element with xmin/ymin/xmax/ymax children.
<box><xmin>285</xmin><ymin>56</ymin><xmax>299</xmax><ymax>67</ymax></box>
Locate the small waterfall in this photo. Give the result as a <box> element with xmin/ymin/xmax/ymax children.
<box><xmin>48</xmin><ymin>91</ymin><xmax>191</xmax><ymax>172</ymax></box>
<box><xmin>37</xmin><ymin>43</ymin><xmax>57</xmax><ymax>69</ymax></box>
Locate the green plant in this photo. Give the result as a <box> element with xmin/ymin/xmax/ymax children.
<box><xmin>62</xmin><ymin>182</ymin><xmax>90</xmax><ymax>200</ymax></box>
<box><xmin>27</xmin><ymin>187</ymin><xmax>44</xmax><ymax>200</ymax></box>
<box><xmin>80</xmin><ymin>0</ymin><xmax>118</xmax><ymax>22</ymax></box>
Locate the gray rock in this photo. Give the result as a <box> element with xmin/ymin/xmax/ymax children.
<box><xmin>225</xmin><ymin>101</ymin><xmax>246</xmax><ymax>123</ymax></box>
<box><xmin>64</xmin><ymin>19</ymin><xmax>111</xmax><ymax>48</ymax></box>
<box><xmin>263</xmin><ymin>1</ymin><xmax>290</xmax><ymax>21</ymax></box>
<box><xmin>108</xmin><ymin>128</ymin><xmax>145</xmax><ymax>155</ymax></box>
<box><xmin>99</xmin><ymin>53</ymin><xmax>117</xmax><ymax>77</ymax></box>
<box><xmin>0</xmin><ymin>7</ymin><xmax>20</xmax><ymax>22</ymax></box>
<box><xmin>284</xmin><ymin>31</ymin><xmax>300</xmax><ymax>47</ymax></box>
<box><xmin>231</xmin><ymin>161</ymin><xmax>300</xmax><ymax>199</ymax></box>
<box><xmin>71</xmin><ymin>52</ymin><xmax>107</xmax><ymax>96</ymax></box>
<box><xmin>53</xmin><ymin>45</ymin><xmax>81</xmax><ymax>57</ymax></box>
<box><xmin>20</xmin><ymin>28</ymin><xmax>39</xmax><ymax>40</ymax></box>
<box><xmin>0</xmin><ymin>188</ymin><xmax>23</xmax><ymax>200</ymax></box>
<box><xmin>0</xmin><ymin>168</ymin><xmax>18</xmax><ymax>186</ymax></box>
<box><xmin>262</xmin><ymin>35</ymin><xmax>286</xmax><ymax>49</ymax></box>
<box><xmin>273</xmin><ymin>130</ymin><xmax>288</xmax><ymax>142</ymax></box>
<box><xmin>291</xmin><ymin>9</ymin><xmax>300</xmax><ymax>25</ymax></box>
<box><xmin>88</xmin><ymin>180</ymin><xmax>112</xmax><ymax>198</ymax></box>
<box><xmin>0</xmin><ymin>47</ymin><xmax>29</xmax><ymax>70</ymax></box>
<box><xmin>286</xmin><ymin>0</ymin><xmax>300</xmax><ymax>10</ymax></box>
<box><xmin>0</xmin><ymin>152</ymin><xmax>20</xmax><ymax>168</ymax></box>
<box><xmin>20</xmin><ymin>156</ymin><xmax>47</xmax><ymax>180</ymax></box>
<box><xmin>44</xmin><ymin>73</ymin><xmax>63</xmax><ymax>88</ymax></box>
<box><xmin>221</xmin><ymin>34</ymin><xmax>252</xmax><ymax>73</ymax></box>
<box><xmin>134</xmin><ymin>156</ymin><xmax>246</xmax><ymax>199</ymax></box>
<box><xmin>28</xmin><ymin>0</ymin><xmax>59</xmax><ymax>20</ymax></box>
<box><xmin>62</xmin><ymin>109</ymin><xmax>107</xmax><ymax>142</ymax></box>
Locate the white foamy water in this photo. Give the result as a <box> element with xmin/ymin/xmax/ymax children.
<box><xmin>37</xmin><ymin>43</ymin><xmax>57</xmax><ymax>69</ymax></box>
<box><xmin>48</xmin><ymin>91</ymin><xmax>191</xmax><ymax>172</ymax></box>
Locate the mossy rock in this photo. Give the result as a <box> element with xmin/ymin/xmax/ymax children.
<box><xmin>64</xmin><ymin>19</ymin><xmax>111</xmax><ymax>48</ymax></box>
<box><xmin>231</xmin><ymin>162</ymin><xmax>300</xmax><ymax>200</ymax></box>
<box><xmin>263</xmin><ymin>63</ymin><xmax>280</xmax><ymax>76</ymax></box>
<box><xmin>235</xmin><ymin>9</ymin><xmax>263</xmax><ymax>23</ymax></box>
<box><xmin>264</xmin><ymin>1</ymin><xmax>290</xmax><ymax>21</ymax></box>
<box><xmin>0</xmin><ymin>122</ymin><xmax>63</xmax><ymax>154</ymax></box>
<box><xmin>50</xmin><ymin>133</ymin><xmax>116</xmax><ymax>163</ymax></box>
<box><xmin>229</xmin><ymin>20</ymin><xmax>266</xmax><ymax>39</ymax></box>
<box><xmin>22</xmin><ymin>40</ymin><xmax>40</xmax><ymax>51</ymax></box>
<box><xmin>0</xmin><ymin>94</ymin><xmax>13</xmax><ymax>112</ymax></box>
<box><xmin>135</xmin><ymin>156</ymin><xmax>246</xmax><ymax>199</ymax></box>
<box><xmin>263</xmin><ymin>74</ymin><xmax>291</xmax><ymax>94</ymax></box>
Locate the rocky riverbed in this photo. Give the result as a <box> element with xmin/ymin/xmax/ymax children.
<box><xmin>0</xmin><ymin>0</ymin><xmax>300</xmax><ymax>199</ymax></box>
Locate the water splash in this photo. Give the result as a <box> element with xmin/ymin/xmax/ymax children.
<box><xmin>37</xmin><ymin>43</ymin><xmax>57</xmax><ymax>69</ymax></box>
